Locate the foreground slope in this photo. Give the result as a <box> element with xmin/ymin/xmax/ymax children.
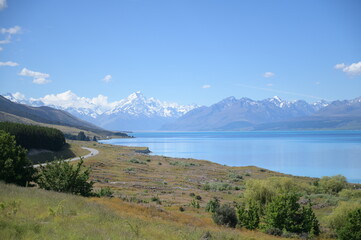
<box><xmin>0</xmin><ymin>182</ymin><xmax>284</xmax><ymax>240</ymax></box>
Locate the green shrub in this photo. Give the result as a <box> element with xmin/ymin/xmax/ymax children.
<box><xmin>0</xmin><ymin>130</ymin><xmax>35</xmax><ymax>186</ymax></box>
<box><xmin>228</xmin><ymin>172</ymin><xmax>243</xmax><ymax>182</ymax></box>
<box><xmin>36</xmin><ymin>157</ymin><xmax>93</xmax><ymax>197</ymax></box>
<box><xmin>338</xmin><ymin>189</ymin><xmax>361</xmax><ymax>200</ymax></box>
<box><xmin>212</xmin><ymin>204</ymin><xmax>237</xmax><ymax>228</ymax></box>
<box><xmin>97</xmin><ymin>187</ymin><xmax>113</xmax><ymax>197</ymax></box>
<box><xmin>129</xmin><ymin>159</ymin><xmax>146</xmax><ymax>164</ymax></box>
<box><xmin>264</xmin><ymin>193</ymin><xmax>319</xmax><ymax>235</ymax></box>
<box><xmin>237</xmin><ymin>200</ymin><xmax>260</xmax><ymax>230</ymax></box>
<box><xmin>205</xmin><ymin>197</ymin><xmax>220</xmax><ymax>213</ymax></box>
<box><xmin>169</xmin><ymin>161</ymin><xmax>199</xmax><ymax>167</ymax></box>
<box><xmin>244</xmin><ymin>179</ymin><xmax>275</xmax><ymax>207</ymax></box>
<box><xmin>244</xmin><ymin>177</ymin><xmax>303</xmax><ymax>208</ymax></box>
<box><xmin>327</xmin><ymin>201</ymin><xmax>361</xmax><ymax>231</ymax></box>
<box><xmin>318</xmin><ymin>175</ymin><xmax>347</xmax><ymax>194</ymax></box>
<box><xmin>190</xmin><ymin>199</ymin><xmax>200</xmax><ymax>208</ymax></box>
<box><xmin>202</xmin><ymin>182</ymin><xmax>234</xmax><ymax>191</ymax></box>
<box><xmin>337</xmin><ymin>208</ymin><xmax>361</xmax><ymax>240</ymax></box>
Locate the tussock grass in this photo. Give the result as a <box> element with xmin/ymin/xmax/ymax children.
<box><xmin>1</xmin><ymin>182</ymin><xmax>285</xmax><ymax>239</ymax></box>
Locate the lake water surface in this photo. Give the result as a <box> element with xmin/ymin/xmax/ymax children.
<box><xmin>100</xmin><ymin>131</ymin><xmax>361</xmax><ymax>183</ymax></box>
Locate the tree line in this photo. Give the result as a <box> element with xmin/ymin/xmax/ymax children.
<box><xmin>64</xmin><ymin>131</ymin><xmax>97</xmax><ymax>141</ymax></box>
<box><xmin>0</xmin><ymin>122</ymin><xmax>65</xmax><ymax>151</ymax></box>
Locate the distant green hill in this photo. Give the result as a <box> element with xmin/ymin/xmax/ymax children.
<box><xmin>0</xmin><ymin>96</ymin><xmax>128</xmax><ymax>138</ymax></box>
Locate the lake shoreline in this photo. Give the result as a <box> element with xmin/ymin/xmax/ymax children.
<box><xmin>99</xmin><ymin>130</ymin><xmax>361</xmax><ymax>183</ymax></box>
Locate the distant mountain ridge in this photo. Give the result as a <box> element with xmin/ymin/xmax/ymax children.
<box><xmin>0</xmin><ymin>95</ymin><xmax>122</xmax><ymax>136</ymax></box>
<box><xmin>4</xmin><ymin>91</ymin><xmax>198</xmax><ymax>131</ymax></box>
<box><xmin>4</xmin><ymin>92</ymin><xmax>361</xmax><ymax>131</ymax></box>
<box><xmin>162</xmin><ymin>96</ymin><xmax>361</xmax><ymax>131</ymax></box>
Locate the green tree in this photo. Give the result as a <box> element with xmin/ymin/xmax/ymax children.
<box><xmin>36</xmin><ymin>157</ymin><xmax>93</xmax><ymax>196</ymax></box>
<box><xmin>0</xmin><ymin>122</ymin><xmax>65</xmax><ymax>151</ymax></box>
<box><xmin>212</xmin><ymin>204</ymin><xmax>238</xmax><ymax>228</ymax></box>
<box><xmin>337</xmin><ymin>208</ymin><xmax>361</xmax><ymax>240</ymax></box>
<box><xmin>318</xmin><ymin>175</ymin><xmax>347</xmax><ymax>194</ymax></box>
<box><xmin>327</xmin><ymin>201</ymin><xmax>361</xmax><ymax>231</ymax></box>
<box><xmin>237</xmin><ymin>200</ymin><xmax>260</xmax><ymax>230</ymax></box>
<box><xmin>264</xmin><ymin>193</ymin><xmax>319</xmax><ymax>235</ymax></box>
<box><xmin>205</xmin><ymin>197</ymin><xmax>220</xmax><ymax>213</ymax></box>
<box><xmin>0</xmin><ymin>130</ymin><xmax>35</xmax><ymax>186</ymax></box>
<box><xmin>77</xmin><ymin>131</ymin><xmax>87</xmax><ymax>141</ymax></box>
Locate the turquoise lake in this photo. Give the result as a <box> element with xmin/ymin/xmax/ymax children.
<box><xmin>100</xmin><ymin>131</ymin><xmax>361</xmax><ymax>183</ymax></box>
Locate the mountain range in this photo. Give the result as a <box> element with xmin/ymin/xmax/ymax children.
<box><xmin>0</xmin><ymin>95</ymin><xmax>127</xmax><ymax>138</ymax></box>
<box><xmin>162</xmin><ymin>96</ymin><xmax>361</xmax><ymax>131</ymax></box>
<box><xmin>3</xmin><ymin>91</ymin><xmax>361</xmax><ymax>131</ymax></box>
<box><xmin>4</xmin><ymin>91</ymin><xmax>198</xmax><ymax>131</ymax></box>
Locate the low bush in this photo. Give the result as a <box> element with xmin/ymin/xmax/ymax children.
<box><xmin>202</xmin><ymin>182</ymin><xmax>235</xmax><ymax>191</ymax></box>
<box><xmin>237</xmin><ymin>200</ymin><xmax>260</xmax><ymax>230</ymax></box>
<box><xmin>327</xmin><ymin>201</ymin><xmax>361</xmax><ymax>232</ymax></box>
<box><xmin>205</xmin><ymin>197</ymin><xmax>220</xmax><ymax>213</ymax></box>
<box><xmin>169</xmin><ymin>161</ymin><xmax>199</xmax><ymax>167</ymax></box>
<box><xmin>338</xmin><ymin>189</ymin><xmax>361</xmax><ymax>200</ymax></box>
<box><xmin>212</xmin><ymin>204</ymin><xmax>237</xmax><ymax>228</ymax></box>
<box><xmin>190</xmin><ymin>199</ymin><xmax>200</xmax><ymax>208</ymax></box>
<box><xmin>97</xmin><ymin>187</ymin><xmax>113</xmax><ymax>197</ymax></box>
<box><xmin>337</xmin><ymin>208</ymin><xmax>361</xmax><ymax>240</ymax></box>
<box><xmin>318</xmin><ymin>175</ymin><xmax>347</xmax><ymax>194</ymax></box>
<box><xmin>264</xmin><ymin>192</ymin><xmax>319</xmax><ymax>235</ymax></box>
<box><xmin>129</xmin><ymin>159</ymin><xmax>146</xmax><ymax>165</ymax></box>
<box><xmin>36</xmin><ymin>157</ymin><xmax>93</xmax><ymax>197</ymax></box>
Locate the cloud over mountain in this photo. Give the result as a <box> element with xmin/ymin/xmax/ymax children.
<box><xmin>4</xmin><ymin>91</ymin><xmax>199</xmax><ymax>130</ymax></box>
<box><xmin>19</xmin><ymin>68</ymin><xmax>51</xmax><ymax>84</ymax></box>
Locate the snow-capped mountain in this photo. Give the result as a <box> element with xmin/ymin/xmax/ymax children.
<box><xmin>3</xmin><ymin>91</ymin><xmax>199</xmax><ymax>131</ymax></box>
<box><xmin>162</xmin><ymin>96</ymin><xmax>332</xmax><ymax>131</ymax></box>
<box><xmin>5</xmin><ymin>91</ymin><xmax>360</xmax><ymax>131</ymax></box>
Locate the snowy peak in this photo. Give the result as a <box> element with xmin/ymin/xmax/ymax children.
<box><xmin>109</xmin><ymin>91</ymin><xmax>197</xmax><ymax>118</ymax></box>
<box><xmin>3</xmin><ymin>91</ymin><xmax>198</xmax><ymax>119</ymax></box>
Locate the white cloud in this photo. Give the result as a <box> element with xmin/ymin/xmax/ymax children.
<box><xmin>39</xmin><ymin>90</ymin><xmax>113</xmax><ymax>113</ymax></box>
<box><xmin>19</xmin><ymin>68</ymin><xmax>51</xmax><ymax>84</ymax></box>
<box><xmin>0</xmin><ymin>26</ymin><xmax>22</xmax><ymax>45</ymax></box>
<box><xmin>266</xmin><ymin>83</ymin><xmax>273</xmax><ymax>87</ymax></box>
<box><xmin>12</xmin><ymin>92</ymin><xmax>25</xmax><ymax>100</ymax></box>
<box><xmin>0</xmin><ymin>47</ymin><xmax>3</xmax><ymax>51</ymax></box>
<box><xmin>263</xmin><ymin>72</ymin><xmax>275</xmax><ymax>78</ymax></box>
<box><xmin>102</xmin><ymin>74</ymin><xmax>112</xmax><ymax>83</ymax></box>
<box><xmin>0</xmin><ymin>26</ymin><xmax>21</xmax><ymax>35</ymax></box>
<box><xmin>0</xmin><ymin>61</ymin><xmax>18</xmax><ymax>66</ymax></box>
<box><xmin>0</xmin><ymin>36</ymin><xmax>10</xmax><ymax>44</ymax></box>
<box><xmin>335</xmin><ymin>62</ymin><xmax>361</xmax><ymax>76</ymax></box>
<box><xmin>32</xmin><ymin>77</ymin><xmax>50</xmax><ymax>85</ymax></box>
<box><xmin>334</xmin><ymin>63</ymin><xmax>345</xmax><ymax>70</ymax></box>
<box><xmin>0</xmin><ymin>0</ymin><xmax>7</xmax><ymax>10</ymax></box>
<box><xmin>202</xmin><ymin>84</ymin><xmax>211</xmax><ymax>89</ymax></box>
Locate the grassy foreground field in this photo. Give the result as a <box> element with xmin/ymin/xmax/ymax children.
<box><xmin>1</xmin><ymin>140</ymin><xmax>359</xmax><ymax>239</ymax></box>
<box><xmin>0</xmin><ymin>182</ymin><xmax>288</xmax><ymax>240</ymax></box>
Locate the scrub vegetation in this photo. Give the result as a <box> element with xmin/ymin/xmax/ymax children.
<box><xmin>1</xmin><ymin>137</ymin><xmax>360</xmax><ymax>239</ymax></box>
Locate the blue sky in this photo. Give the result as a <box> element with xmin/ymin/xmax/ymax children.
<box><xmin>0</xmin><ymin>0</ymin><xmax>360</xmax><ymax>106</ymax></box>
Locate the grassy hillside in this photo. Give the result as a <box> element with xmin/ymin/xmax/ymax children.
<box><xmin>0</xmin><ymin>111</ymin><xmax>125</xmax><ymax>140</ymax></box>
<box><xmin>0</xmin><ymin>182</ymin><xmax>286</xmax><ymax>240</ymax></box>
<box><xmin>0</xmin><ymin>96</ymin><xmax>129</xmax><ymax>138</ymax></box>
<box><xmin>3</xmin><ymin>141</ymin><xmax>360</xmax><ymax>239</ymax></box>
